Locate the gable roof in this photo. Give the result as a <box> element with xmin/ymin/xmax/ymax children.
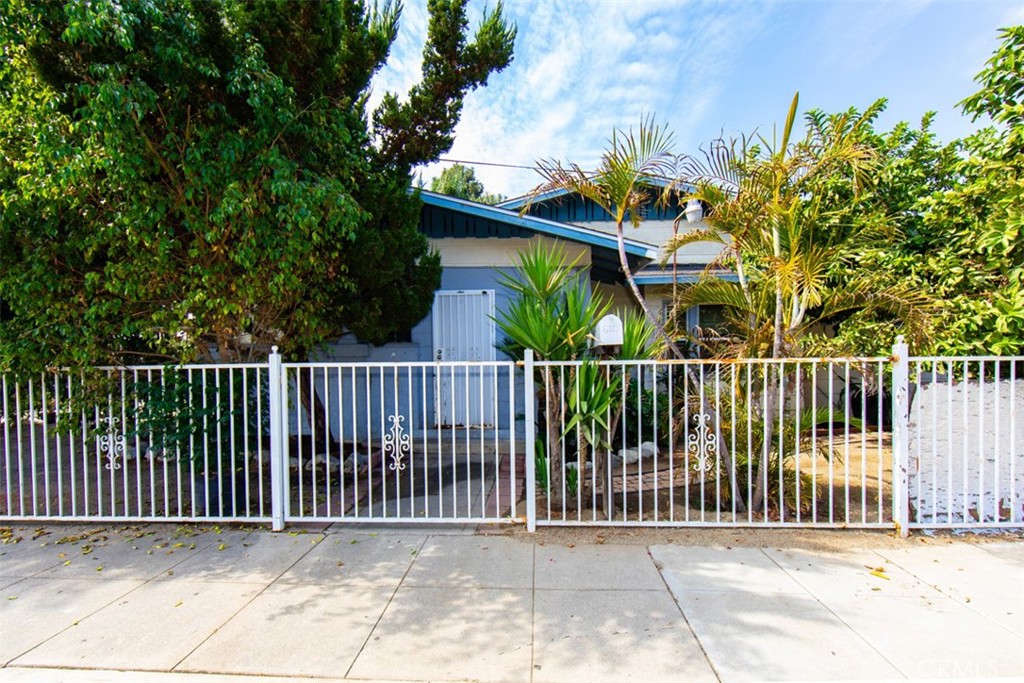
<box><xmin>496</xmin><ymin>178</ymin><xmax>695</xmax><ymax>212</ymax></box>
<box><xmin>418</xmin><ymin>190</ymin><xmax>656</xmax><ymax>285</ymax></box>
<box><xmin>419</xmin><ymin>191</ymin><xmax>656</xmax><ymax>260</ymax></box>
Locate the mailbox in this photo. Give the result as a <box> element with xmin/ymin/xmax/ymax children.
<box><xmin>591</xmin><ymin>313</ymin><xmax>623</xmax><ymax>352</ymax></box>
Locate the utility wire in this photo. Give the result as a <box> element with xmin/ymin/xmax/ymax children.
<box><xmin>435</xmin><ymin>157</ymin><xmax>539</xmax><ymax>171</ymax></box>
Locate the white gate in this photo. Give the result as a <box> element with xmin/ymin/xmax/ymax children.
<box><xmin>432</xmin><ymin>290</ymin><xmax>496</xmax><ymax>427</ymax></box>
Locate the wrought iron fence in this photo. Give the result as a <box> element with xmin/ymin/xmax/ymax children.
<box><xmin>0</xmin><ymin>364</ymin><xmax>272</xmax><ymax>522</ymax></box>
<box><xmin>1</xmin><ymin>343</ymin><xmax>1020</xmax><ymax>533</ymax></box>
<box><xmin>278</xmin><ymin>361</ymin><xmax>522</xmax><ymax>524</ymax></box>
<box><xmin>525</xmin><ymin>353</ymin><xmax>895</xmax><ymax>528</ymax></box>
<box><xmin>906</xmin><ymin>356</ymin><xmax>1021</xmax><ymax>529</ymax></box>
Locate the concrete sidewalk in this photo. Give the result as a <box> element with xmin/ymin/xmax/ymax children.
<box><xmin>1</xmin><ymin>523</ymin><xmax>1021</xmax><ymax>682</ymax></box>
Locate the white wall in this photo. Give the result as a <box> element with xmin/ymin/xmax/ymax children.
<box><xmin>427</xmin><ymin>236</ymin><xmax>591</xmax><ymax>267</ymax></box>
<box><xmin>908</xmin><ymin>379</ymin><xmax>1024</xmax><ymax>524</ymax></box>
<box><xmin>572</xmin><ymin>218</ymin><xmax>727</xmax><ymax>264</ymax></box>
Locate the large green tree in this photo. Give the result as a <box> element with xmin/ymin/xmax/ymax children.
<box><xmin>0</xmin><ymin>0</ymin><xmax>515</xmax><ymax>371</ymax></box>
<box><xmin>430</xmin><ymin>162</ymin><xmax>504</xmax><ymax>203</ymax></box>
<box><xmin>827</xmin><ymin>26</ymin><xmax>1023</xmax><ymax>357</ymax></box>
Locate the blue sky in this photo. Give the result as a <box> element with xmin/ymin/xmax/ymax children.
<box><xmin>370</xmin><ymin>0</ymin><xmax>1024</xmax><ymax>198</ymax></box>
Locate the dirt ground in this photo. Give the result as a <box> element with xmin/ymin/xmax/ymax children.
<box><xmin>492</xmin><ymin>523</ymin><xmax>1024</xmax><ymax>552</ymax></box>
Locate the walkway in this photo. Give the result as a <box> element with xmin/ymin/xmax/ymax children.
<box><xmin>1</xmin><ymin>523</ymin><xmax>1021</xmax><ymax>682</ymax></box>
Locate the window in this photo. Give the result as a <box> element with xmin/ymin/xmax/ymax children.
<box><xmin>387</xmin><ymin>328</ymin><xmax>413</xmax><ymax>344</ymax></box>
<box><xmin>683</xmin><ymin>304</ymin><xmax>732</xmax><ymax>357</ymax></box>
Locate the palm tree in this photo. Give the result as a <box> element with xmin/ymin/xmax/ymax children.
<box><xmin>665</xmin><ymin>93</ymin><xmax>931</xmax><ymax>512</ymax></box>
<box><xmin>528</xmin><ymin>117</ymin><xmax>682</xmax><ymax>358</ymax></box>
<box><xmin>527</xmin><ymin>119</ymin><xmax>747</xmax><ymax>511</ymax></box>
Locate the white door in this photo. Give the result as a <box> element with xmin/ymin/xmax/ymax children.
<box><xmin>432</xmin><ymin>290</ymin><xmax>496</xmax><ymax>426</ymax></box>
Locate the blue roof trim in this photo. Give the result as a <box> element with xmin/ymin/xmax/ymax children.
<box><xmin>496</xmin><ymin>188</ymin><xmax>565</xmax><ymax>210</ymax></box>
<box><xmin>497</xmin><ymin>178</ymin><xmax>697</xmax><ymax>211</ymax></box>
<box><xmin>634</xmin><ymin>271</ymin><xmax>740</xmax><ymax>285</ymax></box>
<box><xmin>419</xmin><ymin>191</ymin><xmax>656</xmax><ymax>259</ymax></box>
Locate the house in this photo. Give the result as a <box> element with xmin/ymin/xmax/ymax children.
<box><xmin>303</xmin><ymin>187</ymin><xmax>735</xmax><ymax>442</ymax></box>
<box><xmin>307</xmin><ymin>189</ymin><xmax>659</xmax><ymax>440</ymax></box>
<box><xmin>320</xmin><ymin>189</ymin><xmax>658</xmax><ymax>366</ymax></box>
<box><xmin>497</xmin><ymin>187</ymin><xmax>732</xmax><ymax>339</ymax></box>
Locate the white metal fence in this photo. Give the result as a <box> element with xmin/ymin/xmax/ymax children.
<box><xmin>1</xmin><ymin>342</ymin><xmax>1020</xmax><ymax>533</ymax></box>
<box><xmin>278</xmin><ymin>361</ymin><xmax>522</xmax><ymax>524</ymax></box>
<box><xmin>0</xmin><ymin>364</ymin><xmax>272</xmax><ymax>523</ymax></box>
<box><xmin>906</xmin><ymin>356</ymin><xmax>1021</xmax><ymax>529</ymax></box>
<box><xmin>525</xmin><ymin>354</ymin><xmax>896</xmax><ymax>528</ymax></box>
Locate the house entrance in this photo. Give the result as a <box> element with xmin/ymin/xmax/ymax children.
<box><xmin>431</xmin><ymin>290</ymin><xmax>496</xmax><ymax>427</ymax></box>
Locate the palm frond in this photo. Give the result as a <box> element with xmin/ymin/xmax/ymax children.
<box><xmin>675</xmin><ymin>136</ymin><xmax>743</xmax><ymax>191</ymax></box>
<box><xmin>660</xmin><ymin>227</ymin><xmax>729</xmax><ymax>262</ymax></box>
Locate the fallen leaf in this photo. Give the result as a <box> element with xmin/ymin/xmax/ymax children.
<box><xmin>172</xmin><ymin>542</ymin><xmax>185</xmax><ymax>549</ymax></box>
<box><xmin>217</xmin><ymin>543</ymin><xmax>227</xmax><ymax>551</ymax></box>
<box><xmin>868</xmin><ymin>570</ymin><xmax>890</xmax><ymax>580</ymax></box>
<box><xmin>63</xmin><ymin>560</ymin><xmax>71</xmax><ymax>566</ymax></box>
<box><xmin>175</xmin><ymin>601</ymin><xmax>183</xmax><ymax>608</ymax></box>
<box><xmin>7</xmin><ymin>596</ymin><xmax>16</xmax><ymax>600</ymax></box>
<box><xmin>95</xmin><ymin>566</ymin><xmax>103</xmax><ymax>572</ymax></box>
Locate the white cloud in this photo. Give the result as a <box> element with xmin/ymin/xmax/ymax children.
<box><xmin>372</xmin><ymin>0</ymin><xmax>1009</xmax><ymax>198</ymax></box>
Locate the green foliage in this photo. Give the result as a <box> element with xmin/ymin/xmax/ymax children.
<box><xmin>620</xmin><ymin>309</ymin><xmax>658</xmax><ymax>360</ymax></box>
<box><xmin>126</xmin><ymin>370</ymin><xmax>230</xmax><ymax>456</ymax></box>
<box><xmin>960</xmin><ymin>26</ymin><xmax>1024</xmax><ymax>151</ymax></box>
<box><xmin>826</xmin><ymin>28</ymin><xmax>1023</xmax><ymax>357</ymax></box>
<box><xmin>534</xmin><ymin>437</ymin><xmax>549</xmax><ymax>493</ymax></box>
<box><xmin>495</xmin><ymin>241</ymin><xmax>610</xmax><ymax>360</ymax></box>
<box><xmin>0</xmin><ymin>0</ymin><xmax>515</xmax><ymax>371</ymax></box>
<box><xmin>669</xmin><ymin>94</ymin><xmax>931</xmax><ymax>360</ymax></box>
<box><xmin>529</xmin><ymin>116</ymin><xmax>683</xmax><ymax>357</ymax></box>
<box><xmin>564</xmin><ymin>360</ymin><xmax>621</xmax><ymax>453</ymax></box>
<box><xmin>620</xmin><ymin>382</ymin><xmax>671</xmax><ymax>446</ymax></box>
<box><xmin>430</xmin><ymin>163</ymin><xmax>504</xmax><ymax>204</ymax></box>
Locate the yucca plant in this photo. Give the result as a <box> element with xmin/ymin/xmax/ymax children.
<box><xmin>495</xmin><ymin>241</ymin><xmax>610</xmax><ymax>497</ymax></box>
<box><xmin>563</xmin><ymin>359</ymin><xmax>621</xmax><ymax>499</ymax></box>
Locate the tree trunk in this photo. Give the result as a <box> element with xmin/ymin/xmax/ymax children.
<box><xmin>751</xmin><ymin>223</ymin><xmax>787</xmax><ymax>514</ymax></box>
<box><xmin>615</xmin><ymin>222</ymin><xmax>745</xmax><ymax>511</ymax></box>
<box><xmin>293</xmin><ymin>349</ymin><xmax>333</xmax><ymax>453</ymax></box>
<box><xmin>616</xmin><ymin>221</ymin><xmax>683</xmax><ymax>360</ymax></box>
<box><xmin>543</xmin><ymin>370</ymin><xmax>564</xmax><ymax>502</ymax></box>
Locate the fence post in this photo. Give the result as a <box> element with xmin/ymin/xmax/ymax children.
<box><xmin>891</xmin><ymin>336</ymin><xmax>910</xmax><ymax>538</ymax></box>
<box><xmin>524</xmin><ymin>349</ymin><xmax>536</xmax><ymax>533</ymax></box>
<box><xmin>268</xmin><ymin>346</ymin><xmax>286</xmax><ymax>532</ymax></box>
